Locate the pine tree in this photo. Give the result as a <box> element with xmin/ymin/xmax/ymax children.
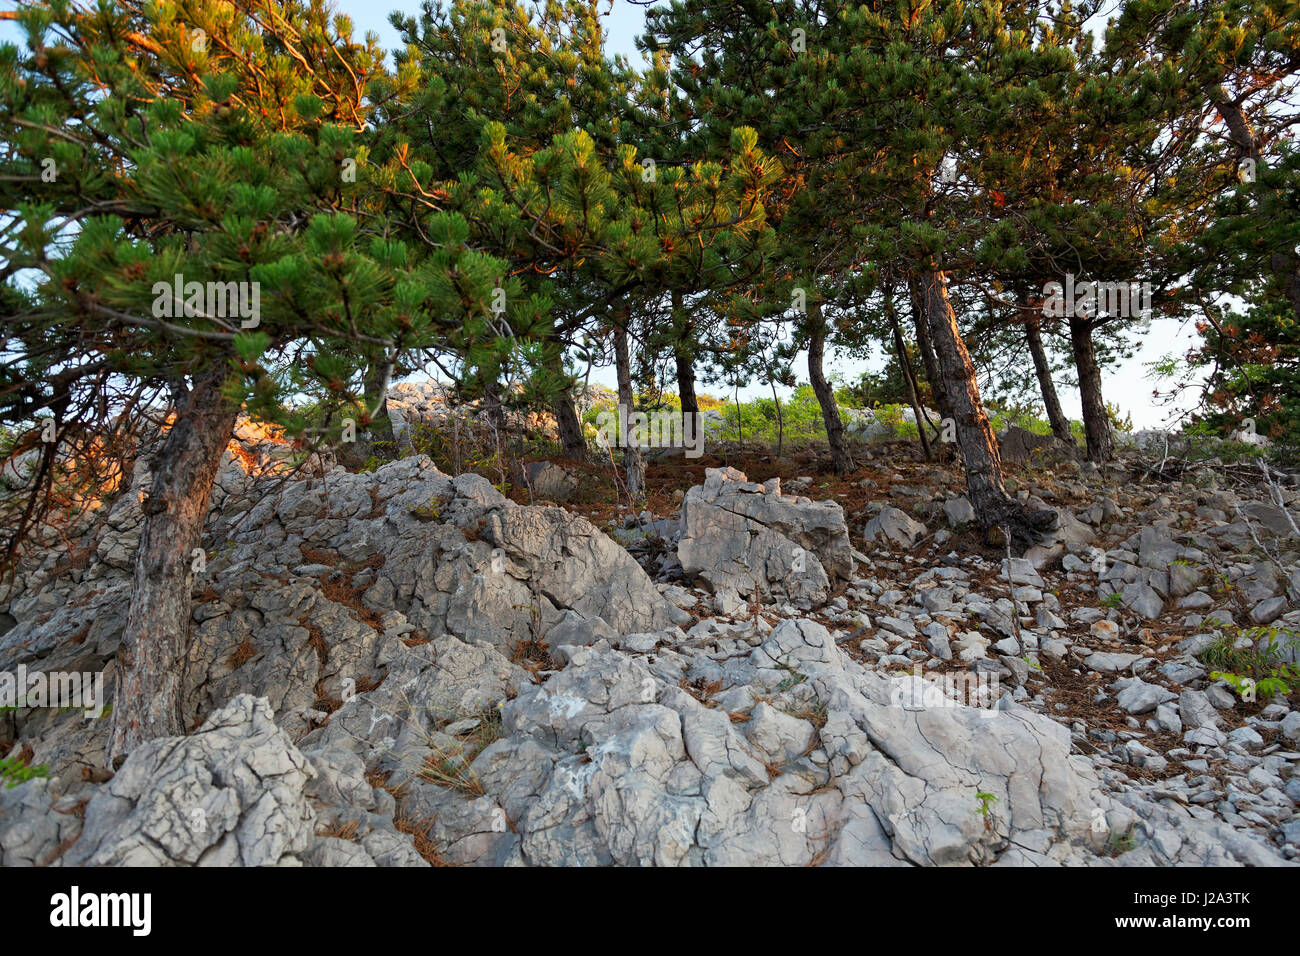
<box><xmin>0</xmin><ymin>0</ymin><xmax>506</xmax><ymax>763</ymax></box>
<box><xmin>1104</xmin><ymin>0</ymin><xmax>1300</xmax><ymax>451</ymax></box>
<box><xmin>388</xmin><ymin>0</ymin><xmax>779</xmax><ymax>485</ymax></box>
<box><xmin>645</xmin><ymin>0</ymin><xmax>1073</xmax><ymax>538</ymax></box>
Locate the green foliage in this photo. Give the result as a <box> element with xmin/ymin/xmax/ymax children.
<box><xmin>986</xmin><ymin>406</ymin><xmax>1050</xmax><ymax>438</ymax></box>
<box><xmin>1187</xmin><ymin>432</ymin><xmax>1271</xmax><ymax>464</ymax></box>
<box><xmin>840</xmin><ymin>364</ymin><xmax>913</xmax><ymax>410</ymax></box>
<box><xmin>775</xmin><ymin>659</ymin><xmax>807</xmax><ymax>693</ymax></box>
<box><xmin>719</xmin><ymin>386</ymin><xmax>828</xmax><ymax>446</ymax></box>
<box><xmin>1107</xmin><ymin>2</ymin><xmax>1300</xmax><ymax>462</ymax></box>
<box><xmin>975</xmin><ymin>791</ymin><xmax>998</xmax><ymax>830</ymax></box>
<box><xmin>1204</xmin><ymin>626</ymin><xmax>1300</xmax><ymax>701</ymax></box>
<box><xmin>1105</xmin><ymin>402</ymin><xmax>1134</xmax><ymax>435</ymax></box>
<box><xmin>0</xmin><ymin>0</ymin><xmax>509</xmax><ymax>569</ymax></box>
<box><xmin>868</xmin><ymin>403</ymin><xmax>919</xmax><ymax>441</ymax></box>
<box><xmin>1107</xmin><ymin>826</ymin><xmax>1138</xmax><ymax>857</ymax></box>
<box><xmin>0</xmin><ymin>753</ymin><xmax>48</xmax><ymax>789</ymax></box>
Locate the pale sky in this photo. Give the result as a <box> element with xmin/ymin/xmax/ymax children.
<box><xmin>0</xmin><ymin>0</ymin><xmax>1204</xmax><ymax>428</ymax></box>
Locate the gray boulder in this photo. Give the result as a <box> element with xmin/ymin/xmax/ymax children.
<box><xmin>677</xmin><ymin>467</ymin><xmax>854</xmax><ymax>605</ymax></box>
<box><xmin>66</xmin><ymin>696</ymin><xmax>317</xmax><ymax>866</ymax></box>
<box><xmin>943</xmin><ymin>497</ymin><xmax>976</xmax><ymax>527</ymax></box>
<box><xmin>0</xmin><ymin>779</ymin><xmax>84</xmax><ymax>867</ymax></box>
<box><xmin>522</xmin><ymin>460</ymin><xmax>578</xmax><ymax>502</ymax></box>
<box><xmin>998</xmin><ymin>426</ymin><xmax>1067</xmax><ymax>465</ymax></box>
<box><xmin>1113</xmin><ymin>678</ymin><xmax>1177</xmax><ymax>715</ymax></box>
<box><xmin>865</xmin><ymin>507</ymin><xmax>929</xmax><ymax>549</ymax></box>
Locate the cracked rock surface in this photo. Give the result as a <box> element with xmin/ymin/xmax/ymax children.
<box><xmin>1</xmin><ymin>436</ymin><xmax>1297</xmax><ymax>866</ymax></box>
<box><xmin>678</xmin><ymin>466</ymin><xmax>855</xmax><ymax>605</ymax></box>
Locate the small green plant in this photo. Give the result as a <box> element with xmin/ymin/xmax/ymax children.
<box><xmin>975</xmin><ymin>791</ymin><xmax>998</xmax><ymax>830</ymax></box>
<box><xmin>1105</xmin><ymin>401</ymin><xmax>1133</xmax><ymax>434</ymax></box>
<box><xmin>871</xmin><ymin>402</ymin><xmax>919</xmax><ymax>440</ymax></box>
<box><xmin>783</xmin><ymin>698</ymin><xmax>830</xmax><ymax>731</ymax></box>
<box><xmin>775</xmin><ymin>659</ymin><xmax>807</xmax><ymax>693</ymax></box>
<box><xmin>1100</xmin><ymin>591</ymin><xmax>1123</xmax><ymax>609</ymax></box>
<box><xmin>0</xmin><ymin>753</ymin><xmax>49</xmax><ymax>789</ymax></box>
<box><xmin>1177</xmin><ymin>422</ymin><xmax>1270</xmax><ymax>464</ymax></box>
<box><xmin>1108</xmin><ymin>825</ymin><xmax>1138</xmax><ymax>857</ymax></box>
<box><xmin>410</xmin><ymin>498</ymin><xmax>443</xmax><ymax>521</ymax></box>
<box><xmin>420</xmin><ymin>748</ymin><xmax>486</xmax><ymax>796</ymax></box>
<box><xmin>1203</xmin><ymin>625</ymin><xmax>1300</xmax><ymax>702</ymax></box>
<box><xmin>1200</xmin><ymin>631</ymin><xmax>1251</xmax><ymax>672</ymax></box>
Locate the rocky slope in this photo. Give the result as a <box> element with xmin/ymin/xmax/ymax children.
<box><xmin>0</xmin><ymin>430</ymin><xmax>1297</xmax><ymax>866</ymax></box>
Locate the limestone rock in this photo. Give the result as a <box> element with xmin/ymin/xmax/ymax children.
<box><xmin>521</xmin><ymin>461</ymin><xmax>579</xmax><ymax>501</ymax></box>
<box><xmin>677</xmin><ymin>467</ymin><xmax>854</xmax><ymax>605</ymax></box>
<box><xmin>67</xmin><ymin>696</ymin><xmax>316</xmax><ymax>867</ymax></box>
<box><xmin>865</xmin><ymin>507</ymin><xmax>929</xmax><ymax>549</ymax></box>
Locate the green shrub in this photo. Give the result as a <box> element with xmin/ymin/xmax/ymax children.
<box><xmin>0</xmin><ymin>753</ymin><xmax>48</xmax><ymax>789</ymax></box>
<box><xmin>1204</xmin><ymin>626</ymin><xmax>1300</xmax><ymax>701</ymax></box>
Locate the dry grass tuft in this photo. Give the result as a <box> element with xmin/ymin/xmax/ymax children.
<box><xmin>228</xmin><ymin>636</ymin><xmax>257</xmax><ymax>668</ymax></box>
<box><xmin>419</xmin><ymin>750</ymin><xmax>487</xmax><ymax>797</ymax></box>
<box><xmin>510</xmin><ymin>633</ymin><xmax>554</xmax><ymax>678</ymax></box>
<box><xmin>393</xmin><ymin>814</ymin><xmax>455</xmax><ymax>866</ymax></box>
<box><xmin>317</xmin><ymin>818</ymin><xmax>361</xmax><ymax>842</ymax></box>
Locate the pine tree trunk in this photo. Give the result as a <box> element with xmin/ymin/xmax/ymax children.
<box><xmin>106</xmin><ymin>370</ymin><xmax>238</xmax><ymax>766</ymax></box>
<box><xmin>921</xmin><ymin>270</ymin><xmax>1054</xmax><ymax>545</ymax></box>
<box><xmin>482</xmin><ymin>378</ymin><xmax>507</xmax><ymax>444</ymax></box>
<box><xmin>545</xmin><ymin>349</ymin><xmax>586</xmax><ymax>461</ymax></box>
<box><xmin>770</xmin><ymin>379</ymin><xmax>785</xmax><ymax>458</ymax></box>
<box><xmin>807</xmin><ymin>301</ymin><xmax>855</xmax><ymax>474</ymax></box>
<box><xmin>909</xmin><ymin>277</ymin><xmax>953</xmax><ymax>423</ymax></box>
<box><xmin>1070</xmin><ymin>315</ymin><xmax>1113</xmax><ymax>463</ymax></box>
<box><xmin>672</xmin><ymin>291</ymin><xmax>700</xmax><ymax>417</ymax></box>
<box><xmin>613</xmin><ymin>312</ymin><xmax>645</xmax><ymax>497</ymax></box>
<box><xmin>362</xmin><ymin>357</ymin><xmax>394</xmax><ymax>444</ymax></box>
<box><xmin>675</xmin><ymin>351</ymin><xmax>698</xmax><ymax>418</ymax></box>
<box><xmin>1024</xmin><ymin>313</ymin><xmax>1074</xmax><ymax>445</ymax></box>
<box><xmin>553</xmin><ymin>389</ymin><xmax>586</xmax><ymax>461</ymax></box>
<box><xmin>885</xmin><ymin>286</ymin><xmax>931</xmax><ymax>460</ymax></box>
